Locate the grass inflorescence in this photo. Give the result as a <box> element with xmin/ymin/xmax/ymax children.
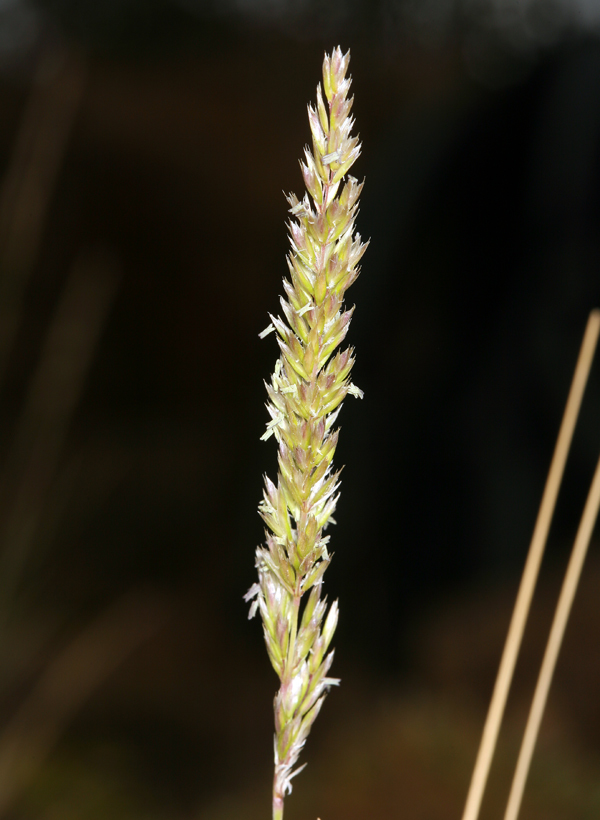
<box><xmin>245</xmin><ymin>46</ymin><xmax>367</xmax><ymax>820</ymax></box>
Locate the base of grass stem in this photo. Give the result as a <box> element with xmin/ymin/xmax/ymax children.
<box><xmin>273</xmin><ymin>790</ymin><xmax>284</xmax><ymax>820</ymax></box>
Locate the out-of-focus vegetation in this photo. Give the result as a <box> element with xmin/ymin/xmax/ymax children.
<box><xmin>0</xmin><ymin>1</ymin><xmax>597</xmax><ymax>818</ymax></box>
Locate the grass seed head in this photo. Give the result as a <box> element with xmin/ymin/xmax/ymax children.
<box><xmin>248</xmin><ymin>45</ymin><xmax>366</xmax><ymax>820</ymax></box>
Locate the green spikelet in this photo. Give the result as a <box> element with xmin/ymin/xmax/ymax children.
<box><xmin>246</xmin><ymin>46</ymin><xmax>367</xmax><ymax>820</ymax></box>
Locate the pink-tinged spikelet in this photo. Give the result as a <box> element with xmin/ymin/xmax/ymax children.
<box><xmin>246</xmin><ymin>47</ymin><xmax>367</xmax><ymax>820</ymax></box>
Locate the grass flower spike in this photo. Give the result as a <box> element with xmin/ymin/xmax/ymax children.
<box><xmin>245</xmin><ymin>47</ymin><xmax>367</xmax><ymax>820</ymax></box>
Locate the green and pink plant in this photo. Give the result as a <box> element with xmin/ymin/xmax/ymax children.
<box><xmin>245</xmin><ymin>46</ymin><xmax>367</xmax><ymax>820</ymax></box>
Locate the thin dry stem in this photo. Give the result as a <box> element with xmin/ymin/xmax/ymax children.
<box><xmin>0</xmin><ymin>45</ymin><xmax>86</xmax><ymax>389</ymax></box>
<box><xmin>460</xmin><ymin>308</ymin><xmax>600</xmax><ymax>820</ymax></box>
<box><xmin>0</xmin><ymin>589</ymin><xmax>167</xmax><ymax>815</ymax></box>
<box><xmin>503</xmin><ymin>451</ymin><xmax>600</xmax><ymax>820</ymax></box>
<box><xmin>0</xmin><ymin>250</ymin><xmax>119</xmax><ymax>615</ymax></box>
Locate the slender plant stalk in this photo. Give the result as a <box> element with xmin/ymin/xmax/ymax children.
<box><xmin>503</xmin><ymin>449</ymin><xmax>600</xmax><ymax>820</ymax></box>
<box><xmin>0</xmin><ymin>250</ymin><xmax>119</xmax><ymax>616</ymax></box>
<box><xmin>461</xmin><ymin>308</ymin><xmax>600</xmax><ymax>820</ymax></box>
<box><xmin>0</xmin><ymin>589</ymin><xmax>165</xmax><ymax>816</ymax></box>
<box><xmin>0</xmin><ymin>44</ymin><xmax>86</xmax><ymax>390</ymax></box>
<box><xmin>246</xmin><ymin>47</ymin><xmax>366</xmax><ymax>820</ymax></box>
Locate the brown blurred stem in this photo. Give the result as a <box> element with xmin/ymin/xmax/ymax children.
<box><xmin>0</xmin><ymin>588</ymin><xmax>169</xmax><ymax>817</ymax></box>
<box><xmin>0</xmin><ymin>249</ymin><xmax>119</xmax><ymax>618</ymax></box>
<box><xmin>0</xmin><ymin>43</ymin><xmax>86</xmax><ymax>389</ymax></box>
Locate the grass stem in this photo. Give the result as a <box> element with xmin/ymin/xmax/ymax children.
<box><xmin>503</xmin><ymin>448</ymin><xmax>600</xmax><ymax>820</ymax></box>
<box><xmin>460</xmin><ymin>308</ymin><xmax>600</xmax><ymax>820</ymax></box>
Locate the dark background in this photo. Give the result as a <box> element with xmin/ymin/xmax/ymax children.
<box><xmin>0</xmin><ymin>1</ymin><xmax>599</xmax><ymax>818</ymax></box>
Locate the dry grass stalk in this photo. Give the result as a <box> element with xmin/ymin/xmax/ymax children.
<box><xmin>462</xmin><ymin>308</ymin><xmax>600</xmax><ymax>820</ymax></box>
<box><xmin>0</xmin><ymin>250</ymin><xmax>119</xmax><ymax>615</ymax></box>
<box><xmin>0</xmin><ymin>44</ymin><xmax>86</xmax><ymax>388</ymax></box>
<box><xmin>503</xmin><ymin>447</ymin><xmax>600</xmax><ymax>820</ymax></box>
<box><xmin>0</xmin><ymin>588</ymin><xmax>168</xmax><ymax>816</ymax></box>
<box><xmin>246</xmin><ymin>47</ymin><xmax>366</xmax><ymax>820</ymax></box>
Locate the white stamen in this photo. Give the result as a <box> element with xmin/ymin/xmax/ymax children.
<box><xmin>259</xmin><ymin>323</ymin><xmax>275</xmax><ymax>339</ymax></box>
<box><xmin>347</xmin><ymin>383</ymin><xmax>364</xmax><ymax>399</ymax></box>
<box><xmin>260</xmin><ymin>412</ymin><xmax>285</xmax><ymax>441</ymax></box>
<box><xmin>290</xmin><ymin>200</ymin><xmax>308</xmax><ymax>216</ymax></box>
<box><xmin>323</xmin><ymin>149</ymin><xmax>342</xmax><ymax>164</ymax></box>
<box><xmin>243</xmin><ymin>582</ymin><xmax>261</xmax><ymax>602</ymax></box>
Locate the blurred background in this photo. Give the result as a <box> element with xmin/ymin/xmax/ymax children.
<box><xmin>0</xmin><ymin>0</ymin><xmax>599</xmax><ymax>818</ymax></box>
